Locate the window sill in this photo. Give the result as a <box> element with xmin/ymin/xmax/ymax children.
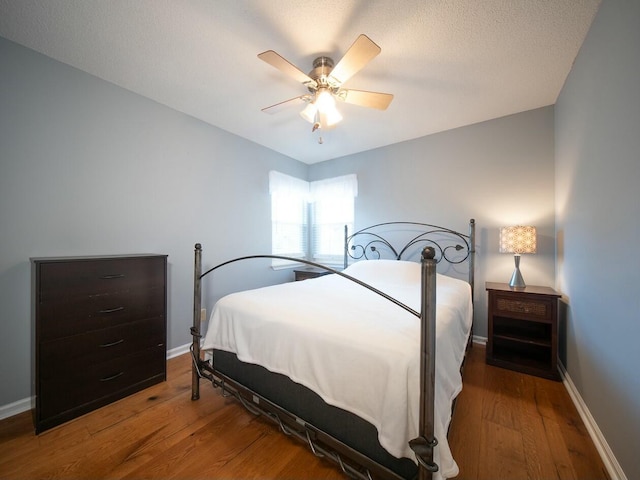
<box><xmin>270</xmin><ymin>261</ymin><xmax>305</xmax><ymax>271</ymax></box>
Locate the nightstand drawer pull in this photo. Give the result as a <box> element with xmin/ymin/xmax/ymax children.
<box><xmin>497</xmin><ymin>298</ymin><xmax>546</xmax><ymax>316</ymax></box>
<box><xmin>99</xmin><ymin>372</ymin><xmax>124</xmax><ymax>382</ymax></box>
<box><xmin>100</xmin><ymin>274</ymin><xmax>125</xmax><ymax>279</ymax></box>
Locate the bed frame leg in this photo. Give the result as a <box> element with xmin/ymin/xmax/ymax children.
<box><xmin>410</xmin><ymin>246</ymin><xmax>438</xmax><ymax>479</ymax></box>
<box><xmin>191</xmin><ymin>243</ymin><xmax>203</xmax><ymax>401</ymax></box>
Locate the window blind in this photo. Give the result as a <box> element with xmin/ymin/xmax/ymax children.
<box><xmin>310</xmin><ymin>174</ymin><xmax>357</xmax><ymax>265</ymax></box>
<box><xmin>269</xmin><ymin>171</ymin><xmax>309</xmax><ymax>266</ymax></box>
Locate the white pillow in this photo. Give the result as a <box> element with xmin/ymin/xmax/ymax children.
<box><xmin>343</xmin><ymin>259</ymin><xmax>421</xmax><ymax>285</ymax></box>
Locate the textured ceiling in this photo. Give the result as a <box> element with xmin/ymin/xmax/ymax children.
<box><xmin>0</xmin><ymin>0</ymin><xmax>601</xmax><ymax>164</ymax></box>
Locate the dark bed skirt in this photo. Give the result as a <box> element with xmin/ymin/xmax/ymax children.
<box><xmin>213</xmin><ymin>349</ymin><xmax>418</xmax><ymax>479</ymax></box>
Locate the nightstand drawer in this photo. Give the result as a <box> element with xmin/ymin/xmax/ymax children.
<box><xmin>494</xmin><ymin>296</ymin><xmax>551</xmax><ymax>321</ymax></box>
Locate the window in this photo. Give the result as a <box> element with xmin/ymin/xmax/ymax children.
<box><xmin>269</xmin><ymin>171</ymin><xmax>357</xmax><ymax>267</ymax></box>
<box><xmin>269</xmin><ymin>171</ymin><xmax>309</xmax><ymax>266</ymax></box>
<box><xmin>310</xmin><ymin>174</ymin><xmax>357</xmax><ymax>265</ymax></box>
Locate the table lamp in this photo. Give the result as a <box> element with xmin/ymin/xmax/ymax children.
<box><xmin>499</xmin><ymin>225</ymin><xmax>537</xmax><ymax>289</ymax></box>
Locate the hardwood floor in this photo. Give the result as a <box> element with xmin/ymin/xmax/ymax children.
<box><xmin>0</xmin><ymin>345</ymin><xmax>609</xmax><ymax>479</ymax></box>
<box><xmin>448</xmin><ymin>346</ymin><xmax>609</xmax><ymax>480</ymax></box>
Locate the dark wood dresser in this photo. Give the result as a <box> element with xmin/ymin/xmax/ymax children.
<box><xmin>32</xmin><ymin>254</ymin><xmax>167</xmax><ymax>433</ymax></box>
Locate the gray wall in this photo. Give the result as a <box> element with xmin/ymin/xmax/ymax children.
<box><xmin>0</xmin><ymin>37</ymin><xmax>305</xmax><ymax>407</ymax></box>
<box><xmin>555</xmin><ymin>0</ymin><xmax>640</xmax><ymax>478</ymax></box>
<box><xmin>0</xmin><ymin>34</ymin><xmax>559</xmax><ymax>409</ymax></box>
<box><xmin>310</xmin><ymin>106</ymin><xmax>558</xmax><ymax>338</ymax></box>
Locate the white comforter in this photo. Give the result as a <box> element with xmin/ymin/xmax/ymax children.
<box><xmin>202</xmin><ymin>260</ymin><xmax>472</xmax><ymax>479</ymax></box>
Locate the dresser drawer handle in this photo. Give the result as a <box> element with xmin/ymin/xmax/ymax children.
<box><xmin>99</xmin><ymin>306</ymin><xmax>125</xmax><ymax>314</ymax></box>
<box><xmin>99</xmin><ymin>339</ymin><xmax>124</xmax><ymax>348</ymax></box>
<box><xmin>99</xmin><ymin>372</ymin><xmax>124</xmax><ymax>382</ymax></box>
<box><xmin>100</xmin><ymin>274</ymin><xmax>125</xmax><ymax>279</ymax></box>
<box><xmin>100</xmin><ymin>372</ymin><xmax>124</xmax><ymax>382</ymax></box>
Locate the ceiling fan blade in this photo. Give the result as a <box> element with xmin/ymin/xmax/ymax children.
<box><xmin>261</xmin><ymin>95</ymin><xmax>310</xmax><ymax>115</ymax></box>
<box><xmin>328</xmin><ymin>34</ymin><xmax>381</xmax><ymax>85</ymax></box>
<box><xmin>258</xmin><ymin>50</ymin><xmax>317</xmax><ymax>89</ymax></box>
<box><xmin>339</xmin><ymin>89</ymin><xmax>394</xmax><ymax>110</ymax></box>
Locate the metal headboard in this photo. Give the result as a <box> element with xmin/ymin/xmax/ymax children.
<box><xmin>344</xmin><ymin>219</ymin><xmax>476</xmax><ymax>297</ymax></box>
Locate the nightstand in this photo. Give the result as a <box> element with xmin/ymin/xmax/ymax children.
<box><xmin>293</xmin><ymin>267</ymin><xmax>333</xmax><ymax>281</ymax></box>
<box><xmin>486</xmin><ymin>282</ymin><xmax>561</xmax><ymax>381</ymax></box>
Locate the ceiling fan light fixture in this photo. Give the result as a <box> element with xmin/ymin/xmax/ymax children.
<box><xmin>315</xmin><ymin>88</ymin><xmax>342</xmax><ymax>127</ymax></box>
<box><xmin>300</xmin><ymin>89</ymin><xmax>342</xmax><ymax>128</ymax></box>
<box><xmin>319</xmin><ymin>104</ymin><xmax>343</xmax><ymax>127</ymax></box>
<box><xmin>300</xmin><ymin>102</ymin><xmax>317</xmax><ymax>123</ymax></box>
<box><xmin>315</xmin><ymin>88</ymin><xmax>335</xmax><ymax>110</ymax></box>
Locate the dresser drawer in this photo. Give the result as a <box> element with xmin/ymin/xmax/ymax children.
<box><xmin>492</xmin><ymin>293</ymin><xmax>553</xmax><ymax>322</ymax></box>
<box><xmin>38</xmin><ymin>346</ymin><xmax>165</xmax><ymax>419</ymax></box>
<box><xmin>37</xmin><ymin>257</ymin><xmax>165</xmax><ymax>302</ymax></box>
<box><xmin>39</xmin><ymin>317</ymin><xmax>165</xmax><ymax>380</ymax></box>
<box><xmin>38</xmin><ymin>285</ymin><xmax>165</xmax><ymax>340</ymax></box>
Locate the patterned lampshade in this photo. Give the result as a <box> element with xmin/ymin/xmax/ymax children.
<box><xmin>499</xmin><ymin>226</ymin><xmax>537</xmax><ymax>254</ymax></box>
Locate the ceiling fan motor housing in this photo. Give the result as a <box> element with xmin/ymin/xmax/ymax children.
<box><xmin>308</xmin><ymin>56</ymin><xmax>335</xmax><ymax>91</ymax></box>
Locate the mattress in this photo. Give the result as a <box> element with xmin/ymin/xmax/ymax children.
<box><xmin>202</xmin><ymin>259</ymin><xmax>472</xmax><ymax>479</ymax></box>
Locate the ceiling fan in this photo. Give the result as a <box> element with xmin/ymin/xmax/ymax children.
<box><xmin>258</xmin><ymin>34</ymin><xmax>394</xmax><ymax>132</ymax></box>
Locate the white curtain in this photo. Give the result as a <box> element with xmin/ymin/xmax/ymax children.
<box><xmin>309</xmin><ymin>174</ymin><xmax>358</xmax><ymax>201</ymax></box>
<box><xmin>310</xmin><ymin>174</ymin><xmax>358</xmax><ymax>264</ymax></box>
<box><xmin>269</xmin><ymin>171</ymin><xmax>309</xmax><ymax>263</ymax></box>
<box><xmin>269</xmin><ymin>170</ymin><xmax>310</xmax><ymax>201</ymax></box>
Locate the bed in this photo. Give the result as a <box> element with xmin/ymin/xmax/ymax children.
<box><xmin>190</xmin><ymin>220</ymin><xmax>476</xmax><ymax>480</ymax></box>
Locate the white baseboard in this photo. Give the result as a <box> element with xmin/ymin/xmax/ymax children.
<box><xmin>0</xmin><ymin>397</ymin><xmax>34</xmax><ymax>421</ymax></box>
<box><xmin>558</xmin><ymin>362</ymin><xmax>627</xmax><ymax>480</ymax></box>
<box><xmin>472</xmin><ymin>334</ymin><xmax>487</xmax><ymax>345</ymax></box>
<box><xmin>167</xmin><ymin>342</ymin><xmax>190</xmax><ymax>359</ymax></box>
<box><xmin>0</xmin><ymin>345</ymin><xmax>193</xmax><ymax>421</ymax></box>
